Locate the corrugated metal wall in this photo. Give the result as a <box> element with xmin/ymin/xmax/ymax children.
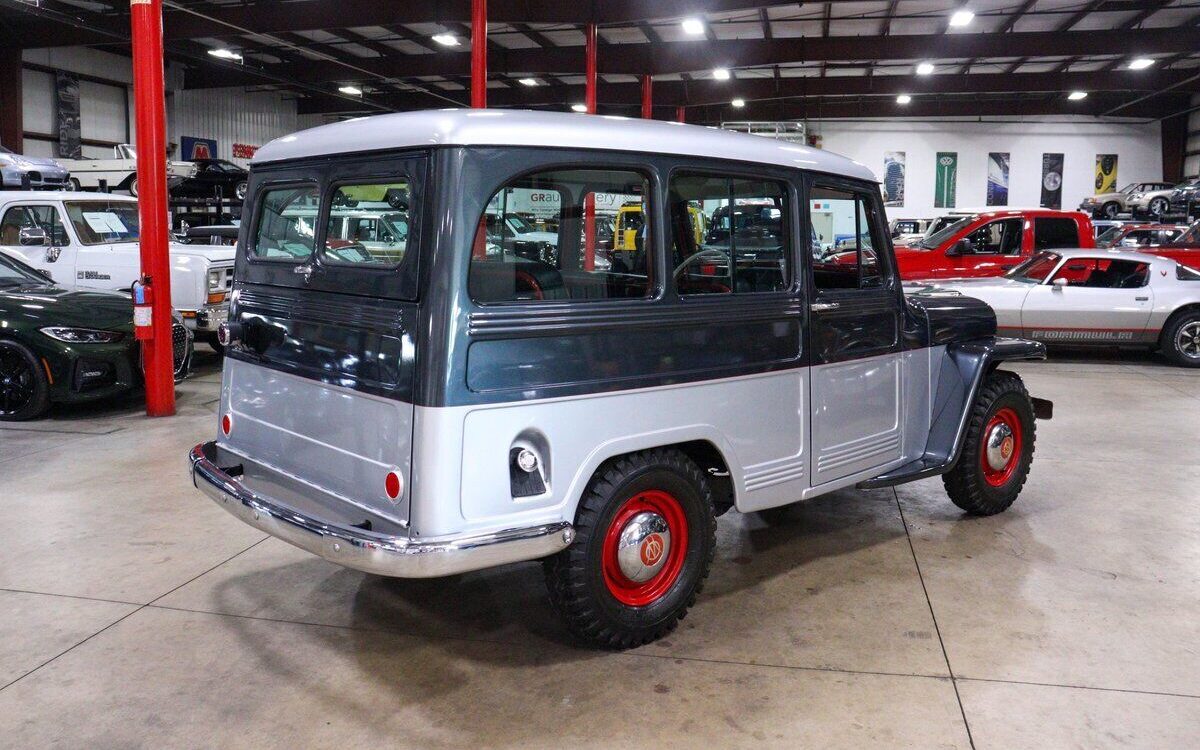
<box><xmin>170</xmin><ymin>89</ymin><xmax>300</xmax><ymax>166</ymax></box>
<box><xmin>1186</xmin><ymin>95</ymin><xmax>1200</xmax><ymax>180</ymax></box>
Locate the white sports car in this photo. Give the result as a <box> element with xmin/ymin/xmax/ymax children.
<box><xmin>907</xmin><ymin>248</ymin><xmax>1200</xmax><ymax>367</ymax></box>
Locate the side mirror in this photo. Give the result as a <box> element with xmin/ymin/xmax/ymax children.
<box><xmin>945</xmin><ymin>238</ymin><xmax>970</xmax><ymax>257</ymax></box>
<box><xmin>18</xmin><ymin>226</ymin><xmax>48</xmax><ymax>247</ymax></box>
<box><xmin>1051</xmin><ymin>277</ymin><xmax>1068</xmax><ymax>289</ymax></box>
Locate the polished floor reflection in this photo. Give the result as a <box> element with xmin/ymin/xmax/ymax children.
<box><xmin>0</xmin><ymin>349</ymin><xmax>1197</xmax><ymax>748</ymax></box>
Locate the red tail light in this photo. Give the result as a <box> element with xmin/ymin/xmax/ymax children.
<box><xmin>385</xmin><ymin>470</ymin><xmax>403</xmax><ymax>501</ymax></box>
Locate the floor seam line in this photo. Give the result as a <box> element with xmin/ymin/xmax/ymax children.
<box><xmin>895</xmin><ymin>488</ymin><xmax>976</xmax><ymax>750</ymax></box>
<box><xmin>0</xmin><ymin>587</ymin><xmax>143</xmax><ymax>607</ymax></box>
<box><xmin>955</xmin><ymin>675</ymin><xmax>1200</xmax><ymax>700</ymax></box>
<box><xmin>0</xmin><ymin>537</ymin><xmax>267</xmax><ymax>695</ymax></box>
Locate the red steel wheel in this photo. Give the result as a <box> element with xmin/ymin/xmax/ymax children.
<box><xmin>600</xmin><ymin>489</ymin><xmax>689</xmax><ymax>607</ymax></box>
<box><xmin>979</xmin><ymin>406</ymin><xmax>1022</xmax><ymax>487</ymax></box>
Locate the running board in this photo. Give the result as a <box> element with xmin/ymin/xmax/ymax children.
<box><xmin>856</xmin><ymin>457</ymin><xmax>950</xmax><ymax>489</ymax></box>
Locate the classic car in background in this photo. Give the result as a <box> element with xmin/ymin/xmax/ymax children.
<box><xmin>0</xmin><ymin>146</ymin><xmax>71</xmax><ymax>190</ymax></box>
<box><xmin>55</xmin><ymin>144</ymin><xmax>196</xmax><ymax>195</ymax></box>
<box><xmin>1128</xmin><ymin>181</ymin><xmax>1190</xmax><ymax>219</ymax></box>
<box><xmin>1079</xmin><ymin>181</ymin><xmax>1173</xmax><ymax>219</ymax></box>
<box><xmin>908</xmin><ymin>248</ymin><xmax>1200</xmax><ymax>367</ymax></box>
<box><xmin>0</xmin><ymin>251</ymin><xmax>192</xmax><ymax>420</ymax></box>
<box><xmin>1168</xmin><ymin>179</ymin><xmax>1200</xmax><ymax>219</ymax></box>
<box><xmin>1095</xmin><ymin>223</ymin><xmax>1187</xmax><ymax>248</ymax></box>
<box><xmin>0</xmin><ymin>192</ymin><xmax>233</xmax><ymax>345</ymax></box>
<box><xmin>171</xmin><ymin>158</ymin><xmax>249</xmax><ymax>201</ymax></box>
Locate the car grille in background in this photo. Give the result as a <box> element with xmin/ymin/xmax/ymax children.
<box><xmin>173</xmin><ymin>323</ymin><xmax>189</xmax><ymax>376</ymax></box>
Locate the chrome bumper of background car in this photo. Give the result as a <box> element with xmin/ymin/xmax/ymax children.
<box><xmin>190</xmin><ymin>441</ymin><xmax>575</xmax><ymax>578</ymax></box>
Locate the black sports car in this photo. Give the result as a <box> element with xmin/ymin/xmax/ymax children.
<box><xmin>0</xmin><ymin>252</ymin><xmax>192</xmax><ymax>420</ymax></box>
<box><xmin>171</xmin><ymin>159</ymin><xmax>249</xmax><ymax>201</ymax></box>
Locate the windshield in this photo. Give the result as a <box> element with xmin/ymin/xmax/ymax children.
<box><xmin>919</xmin><ymin>217</ymin><xmax>971</xmax><ymax>249</ymax></box>
<box><xmin>1006</xmin><ymin>252</ymin><xmax>1061</xmax><ymax>283</ymax></box>
<box><xmin>1119</xmin><ymin>183</ymin><xmax>1139</xmax><ymax>194</ymax></box>
<box><xmin>0</xmin><ymin>252</ymin><xmax>49</xmax><ymax>287</ymax></box>
<box><xmin>1095</xmin><ymin>226</ymin><xmax>1124</xmax><ymax>248</ymax></box>
<box><xmin>0</xmin><ymin>146</ymin><xmax>12</xmax><ymax>155</ymax></box>
<box><xmin>63</xmin><ymin>201</ymin><xmax>141</xmax><ymax>245</ymax></box>
<box><xmin>506</xmin><ymin>215</ymin><xmax>536</xmax><ymax>234</ymax></box>
<box><xmin>1177</xmin><ymin>223</ymin><xmax>1200</xmax><ymax>245</ymax></box>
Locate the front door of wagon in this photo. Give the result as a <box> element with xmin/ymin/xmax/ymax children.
<box><xmin>807</xmin><ymin>182</ymin><xmax>904</xmax><ymax>486</ymax></box>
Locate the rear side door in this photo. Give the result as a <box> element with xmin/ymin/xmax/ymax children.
<box><xmin>807</xmin><ymin>178</ymin><xmax>904</xmax><ymax>486</ymax></box>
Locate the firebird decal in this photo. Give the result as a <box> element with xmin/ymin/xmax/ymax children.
<box><xmin>1031</xmin><ymin>329</ymin><xmax>1135</xmax><ymax>341</ymax></box>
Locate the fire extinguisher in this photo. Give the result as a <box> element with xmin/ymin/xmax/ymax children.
<box><xmin>132</xmin><ymin>277</ymin><xmax>153</xmax><ymax>341</ymax></box>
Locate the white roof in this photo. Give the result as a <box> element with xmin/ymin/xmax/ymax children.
<box><xmin>0</xmin><ymin>191</ymin><xmax>135</xmax><ymax>202</ymax></box>
<box><xmin>1044</xmin><ymin>247</ymin><xmax>1180</xmax><ymax>265</ymax></box>
<box><xmin>252</xmin><ymin>109</ymin><xmax>876</xmax><ymax>182</ymax></box>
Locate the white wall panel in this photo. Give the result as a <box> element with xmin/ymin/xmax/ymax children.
<box><xmin>79</xmin><ymin>80</ymin><xmax>128</xmax><ymax>143</ymax></box>
<box><xmin>814</xmin><ymin>118</ymin><xmax>1163</xmax><ymax>220</ymax></box>
<box><xmin>21</xmin><ymin>69</ymin><xmax>54</xmax><ymax>135</ymax></box>
<box><xmin>170</xmin><ymin>88</ymin><xmax>300</xmax><ymax>166</ymax></box>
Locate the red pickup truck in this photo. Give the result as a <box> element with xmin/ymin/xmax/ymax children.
<box><xmin>892</xmin><ymin>209</ymin><xmax>1095</xmax><ymax>280</ymax></box>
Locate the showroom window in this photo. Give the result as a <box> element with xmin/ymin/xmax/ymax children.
<box><xmin>468</xmin><ymin>168</ymin><xmax>652</xmax><ymax>304</ymax></box>
<box><xmin>321</xmin><ymin>181</ymin><xmax>411</xmax><ymax>266</ymax></box>
<box><xmin>810</xmin><ymin>186</ymin><xmax>884</xmax><ymax>290</ymax></box>
<box><xmin>964</xmin><ymin>218</ymin><xmax>1023</xmax><ymax>255</ymax></box>
<box><xmin>250</xmin><ymin>184</ymin><xmax>320</xmax><ymax>261</ymax></box>
<box><xmin>667</xmin><ymin>172</ymin><xmax>790</xmax><ymax>295</ymax></box>
<box><xmin>1033</xmin><ymin>217</ymin><xmax>1080</xmax><ymax>251</ymax></box>
<box><xmin>1051</xmin><ymin>257</ymin><xmax>1150</xmax><ymax>288</ymax></box>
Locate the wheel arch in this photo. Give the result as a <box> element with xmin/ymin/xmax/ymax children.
<box><xmin>1159</xmin><ymin>303</ymin><xmax>1200</xmax><ymax>352</ymax></box>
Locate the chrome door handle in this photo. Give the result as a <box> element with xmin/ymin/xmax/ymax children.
<box><xmin>293</xmin><ymin>263</ymin><xmax>314</xmax><ymax>282</ymax></box>
<box><xmin>1135</xmin><ymin>296</ymin><xmax>1149</xmax><ymax>301</ymax></box>
<box><xmin>810</xmin><ymin>301</ymin><xmax>840</xmax><ymax>312</ymax></box>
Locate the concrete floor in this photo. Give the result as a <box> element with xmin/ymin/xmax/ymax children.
<box><xmin>0</xmin><ymin>349</ymin><xmax>1197</xmax><ymax>749</ymax></box>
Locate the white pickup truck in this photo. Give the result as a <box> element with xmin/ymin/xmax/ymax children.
<box><xmin>0</xmin><ymin>191</ymin><xmax>234</xmax><ymax>343</ymax></box>
<box><xmin>55</xmin><ymin>144</ymin><xmax>196</xmax><ymax>196</ymax></box>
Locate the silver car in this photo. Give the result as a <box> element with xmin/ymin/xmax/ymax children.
<box><xmin>0</xmin><ymin>146</ymin><xmax>70</xmax><ymax>190</ymax></box>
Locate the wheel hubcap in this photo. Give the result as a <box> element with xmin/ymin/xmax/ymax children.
<box><xmin>615</xmin><ymin>511</ymin><xmax>671</xmax><ymax>583</ymax></box>
<box><xmin>980</xmin><ymin>407</ymin><xmax>1022</xmax><ymax>487</ymax></box>
<box><xmin>1177</xmin><ymin>321</ymin><xmax>1200</xmax><ymax>359</ymax></box>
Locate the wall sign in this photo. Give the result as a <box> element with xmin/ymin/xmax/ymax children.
<box><xmin>181</xmin><ymin>136</ymin><xmax>218</xmax><ymax>161</ymax></box>
<box><xmin>882</xmin><ymin>151</ymin><xmax>905</xmax><ymax>207</ymax></box>
<box><xmin>934</xmin><ymin>152</ymin><xmax>958</xmax><ymax>208</ymax></box>
<box><xmin>55</xmin><ymin>73</ymin><xmax>82</xmax><ymax>159</ymax></box>
<box><xmin>1095</xmin><ymin>154</ymin><xmax>1118</xmax><ymax>193</ymax></box>
<box><xmin>1040</xmin><ymin>153</ymin><xmax>1064</xmax><ymax>209</ymax></box>
<box><xmin>232</xmin><ymin>143</ymin><xmax>259</xmax><ymax>159</ymax></box>
<box><xmin>987</xmin><ymin>152</ymin><xmax>1010</xmax><ymax>207</ymax></box>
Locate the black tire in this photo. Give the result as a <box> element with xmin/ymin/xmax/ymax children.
<box><xmin>1101</xmin><ymin>201</ymin><xmax>1120</xmax><ymax>219</ymax></box>
<box><xmin>0</xmin><ymin>340</ymin><xmax>51</xmax><ymax>421</ymax></box>
<box><xmin>1160</xmin><ymin>309</ymin><xmax>1200</xmax><ymax>368</ymax></box>
<box><xmin>943</xmin><ymin>370</ymin><xmax>1036</xmax><ymax>516</ymax></box>
<box><xmin>543</xmin><ymin>448</ymin><xmax>717</xmax><ymax>649</ymax></box>
<box><xmin>68</xmin><ymin>177</ymin><xmax>81</xmax><ymax>191</ymax></box>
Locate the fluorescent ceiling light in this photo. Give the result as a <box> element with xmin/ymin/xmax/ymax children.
<box><xmin>948</xmin><ymin>9</ymin><xmax>974</xmax><ymax>27</ymax></box>
<box><xmin>431</xmin><ymin>33</ymin><xmax>460</xmax><ymax>47</ymax></box>
<box><xmin>731</xmin><ymin>98</ymin><xmax>746</xmax><ymax>108</ymax></box>
<box><xmin>681</xmin><ymin>17</ymin><xmax>705</xmax><ymax>35</ymax></box>
<box><xmin>571</xmin><ymin>103</ymin><xmax>588</xmax><ymax>112</ymax></box>
<box><xmin>713</xmin><ymin>67</ymin><xmax>731</xmax><ymax>80</ymax></box>
<box><xmin>338</xmin><ymin>85</ymin><xmax>363</xmax><ymax>96</ymax></box>
<box><xmin>207</xmin><ymin>48</ymin><xmax>242</xmax><ymax>62</ymax></box>
<box><xmin>896</xmin><ymin>94</ymin><xmax>912</xmax><ymax>104</ymax></box>
<box><xmin>1067</xmin><ymin>91</ymin><xmax>1088</xmax><ymax>100</ymax></box>
<box><xmin>916</xmin><ymin>62</ymin><xmax>935</xmax><ymax>75</ymax></box>
<box><xmin>1128</xmin><ymin>57</ymin><xmax>1155</xmax><ymax>70</ymax></box>
<box><xmin>518</xmin><ymin>78</ymin><xmax>539</xmax><ymax>86</ymax></box>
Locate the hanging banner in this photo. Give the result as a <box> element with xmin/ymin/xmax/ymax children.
<box><xmin>55</xmin><ymin>72</ymin><xmax>82</xmax><ymax>159</ymax></box>
<box><xmin>1095</xmin><ymin>154</ymin><xmax>1118</xmax><ymax>194</ymax></box>
<box><xmin>882</xmin><ymin>151</ymin><xmax>905</xmax><ymax>207</ymax></box>
<box><xmin>986</xmin><ymin>152</ymin><xmax>1010</xmax><ymax>207</ymax></box>
<box><xmin>1041</xmin><ymin>153</ymin><xmax>1064</xmax><ymax>209</ymax></box>
<box><xmin>181</xmin><ymin>136</ymin><xmax>218</xmax><ymax>161</ymax></box>
<box><xmin>934</xmin><ymin>152</ymin><xmax>958</xmax><ymax>208</ymax></box>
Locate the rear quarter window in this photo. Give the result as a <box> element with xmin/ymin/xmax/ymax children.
<box><xmin>250</xmin><ymin>185</ymin><xmax>319</xmax><ymax>261</ymax></box>
<box><xmin>1033</xmin><ymin>217</ymin><xmax>1082</xmax><ymax>250</ymax></box>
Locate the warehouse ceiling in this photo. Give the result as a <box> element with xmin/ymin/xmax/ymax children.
<box><xmin>2</xmin><ymin>0</ymin><xmax>1198</xmax><ymax>122</ymax></box>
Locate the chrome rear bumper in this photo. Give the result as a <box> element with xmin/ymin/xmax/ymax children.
<box><xmin>190</xmin><ymin>441</ymin><xmax>574</xmax><ymax>578</ymax></box>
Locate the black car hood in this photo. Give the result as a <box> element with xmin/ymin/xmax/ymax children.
<box><xmin>0</xmin><ymin>285</ymin><xmax>134</xmax><ymax>331</ymax></box>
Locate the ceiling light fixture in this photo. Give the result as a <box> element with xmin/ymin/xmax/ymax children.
<box><xmin>731</xmin><ymin>98</ymin><xmax>746</xmax><ymax>108</ymax></box>
<box><xmin>1128</xmin><ymin>57</ymin><xmax>1155</xmax><ymax>70</ymax></box>
<box><xmin>338</xmin><ymin>85</ymin><xmax>363</xmax><ymax>96</ymax></box>
<box><xmin>207</xmin><ymin>48</ymin><xmax>243</xmax><ymax>62</ymax></box>
<box><xmin>713</xmin><ymin>67</ymin><xmax>731</xmax><ymax>80</ymax></box>
<box><xmin>948</xmin><ymin>9</ymin><xmax>974</xmax><ymax>27</ymax></box>
<box><xmin>896</xmin><ymin>94</ymin><xmax>912</xmax><ymax>104</ymax></box>
<box><xmin>681</xmin><ymin>17</ymin><xmax>705</xmax><ymax>35</ymax></box>
<box><xmin>431</xmin><ymin>33</ymin><xmax>460</xmax><ymax>47</ymax></box>
<box><xmin>1067</xmin><ymin>91</ymin><xmax>1088</xmax><ymax>100</ymax></box>
<box><xmin>571</xmin><ymin>103</ymin><xmax>588</xmax><ymax>112</ymax></box>
<box><xmin>916</xmin><ymin>62</ymin><xmax>935</xmax><ymax>75</ymax></box>
<box><xmin>518</xmin><ymin>78</ymin><xmax>539</xmax><ymax>86</ymax></box>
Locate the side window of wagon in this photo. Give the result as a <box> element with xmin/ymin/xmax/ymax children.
<box><xmin>810</xmin><ymin>186</ymin><xmax>885</xmax><ymax>290</ymax></box>
<box><xmin>321</xmin><ymin>181</ymin><xmax>411</xmax><ymax>266</ymax></box>
<box><xmin>668</xmin><ymin>173</ymin><xmax>790</xmax><ymax>295</ymax></box>
<box><xmin>469</xmin><ymin>168</ymin><xmax>652</xmax><ymax>304</ymax></box>
<box><xmin>250</xmin><ymin>185</ymin><xmax>320</xmax><ymax>261</ymax></box>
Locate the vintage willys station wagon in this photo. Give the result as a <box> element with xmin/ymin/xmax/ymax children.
<box><xmin>191</xmin><ymin>110</ymin><xmax>1052</xmax><ymax>648</ymax></box>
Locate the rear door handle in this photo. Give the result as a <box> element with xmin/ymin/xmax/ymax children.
<box><xmin>810</xmin><ymin>301</ymin><xmax>840</xmax><ymax>312</ymax></box>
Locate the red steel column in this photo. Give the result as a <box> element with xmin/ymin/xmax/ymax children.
<box><xmin>471</xmin><ymin>0</ymin><xmax>487</xmax><ymax>108</ymax></box>
<box><xmin>130</xmin><ymin>0</ymin><xmax>175</xmax><ymax>416</ymax></box>
<box><xmin>583</xmin><ymin>22</ymin><xmax>598</xmax><ymax>271</ymax></box>
<box><xmin>676</xmin><ymin>106</ymin><xmax>686</xmax><ymax>123</ymax></box>
<box><xmin>640</xmin><ymin>75</ymin><xmax>653</xmax><ymax>119</ymax></box>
